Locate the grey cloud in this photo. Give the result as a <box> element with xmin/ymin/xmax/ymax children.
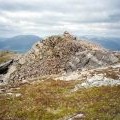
<box><xmin>109</xmin><ymin>12</ymin><xmax>120</xmax><ymax>22</ymax></box>
<box><xmin>0</xmin><ymin>0</ymin><xmax>120</xmax><ymax>37</ymax></box>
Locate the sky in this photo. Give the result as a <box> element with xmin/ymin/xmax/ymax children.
<box><xmin>0</xmin><ymin>0</ymin><xmax>120</xmax><ymax>37</ymax></box>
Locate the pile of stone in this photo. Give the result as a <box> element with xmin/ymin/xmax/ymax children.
<box><xmin>5</xmin><ymin>32</ymin><xmax>119</xmax><ymax>83</ymax></box>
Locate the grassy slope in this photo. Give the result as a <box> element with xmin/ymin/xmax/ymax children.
<box><xmin>0</xmin><ymin>79</ymin><xmax>120</xmax><ymax>120</ymax></box>
<box><xmin>0</xmin><ymin>51</ymin><xmax>15</xmax><ymax>64</ymax></box>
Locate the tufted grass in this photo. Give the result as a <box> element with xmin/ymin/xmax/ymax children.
<box><xmin>0</xmin><ymin>79</ymin><xmax>120</xmax><ymax>120</ymax></box>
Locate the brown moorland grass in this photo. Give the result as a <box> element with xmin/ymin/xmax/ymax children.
<box><xmin>0</xmin><ymin>51</ymin><xmax>15</xmax><ymax>64</ymax></box>
<box><xmin>0</xmin><ymin>79</ymin><xmax>120</xmax><ymax>120</ymax></box>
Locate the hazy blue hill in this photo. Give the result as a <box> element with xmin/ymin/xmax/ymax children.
<box><xmin>0</xmin><ymin>35</ymin><xmax>41</xmax><ymax>53</ymax></box>
<box><xmin>1</xmin><ymin>35</ymin><xmax>120</xmax><ymax>53</ymax></box>
<box><xmin>80</xmin><ymin>36</ymin><xmax>120</xmax><ymax>51</ymax></box>
<box><xmin>0</xmin><ymin>37</ymin><xmax>8</xmax><ymax>41</ymax></box>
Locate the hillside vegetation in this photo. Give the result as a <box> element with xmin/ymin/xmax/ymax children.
<box><xmin>0</xmin><ymin>79</ymin><xmax>120</xmax><ymax>120</ymax></box>
<box><xmin>0</xmin><ymin>51</ymin><xmax>15</xmax><ymax>64</ymax></box>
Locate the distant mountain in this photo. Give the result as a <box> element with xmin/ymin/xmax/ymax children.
<box><xmin>0</xmin><ymin>37</ymin><xmax>8</xmax><ymax>42</ymax></box>
<box><xmin>80</xmin><ymin>35</ymin><xmax>120</xmax><ymax>51</ymax></box>
<box><xmin>0</xmin><ymin>35</ymin><xmax>41</xmax><ymax>53</ymax></box>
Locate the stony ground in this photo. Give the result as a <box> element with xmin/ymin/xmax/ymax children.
<box><xmin>56</xmin><ymin>64</ymin><xmax>120</xmax><ymax>90</ymax></box>
<box><xmin>0</xmin><ymin>63</ymin><xmax>120</xmax><ymax>120</ymax></box>
<box><xmin>0</xmin><ymin>66</ymin><xmax>120</xmax><ymax>120</ymax></box>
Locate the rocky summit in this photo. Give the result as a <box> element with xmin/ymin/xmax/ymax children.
<box><xmin>0</xmin><ymin>32</ymin><xmax>120</xmax><ymax>120</ymax></box>
<box><xmin>1</xmin><ymin>32</ymin><xmax>119</xmax><ymax>84</ymax></box>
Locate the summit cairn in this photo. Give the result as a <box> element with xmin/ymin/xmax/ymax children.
<box><xmin>63</xmin><ymin>31</ymin><xmax>71</xmax><ymax>37</ymax></box>
<box><xmin>2</xmin><ymin>32</ymin><xmax>119</xmax><ymax>83</ymax></box>
<box><xmin>63</xmin><ymin>31</ymin><xmax>77</xmax><ymax>40</ymax></box>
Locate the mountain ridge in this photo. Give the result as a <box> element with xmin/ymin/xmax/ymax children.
<box><xmin>80</xmin><ymin>35</ymin><xmax>120</xmax><ymax>51</ymax></box>
<box><xmin>0</xmin><ymin>35</ymin><xmax>41</xmax><ymax>53</ymax></box>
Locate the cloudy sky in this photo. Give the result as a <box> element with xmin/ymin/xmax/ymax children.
<box><xmin>0</xmin><ymin>0</ymin><xmax>120</xmax><ymax>37</ymax></box>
